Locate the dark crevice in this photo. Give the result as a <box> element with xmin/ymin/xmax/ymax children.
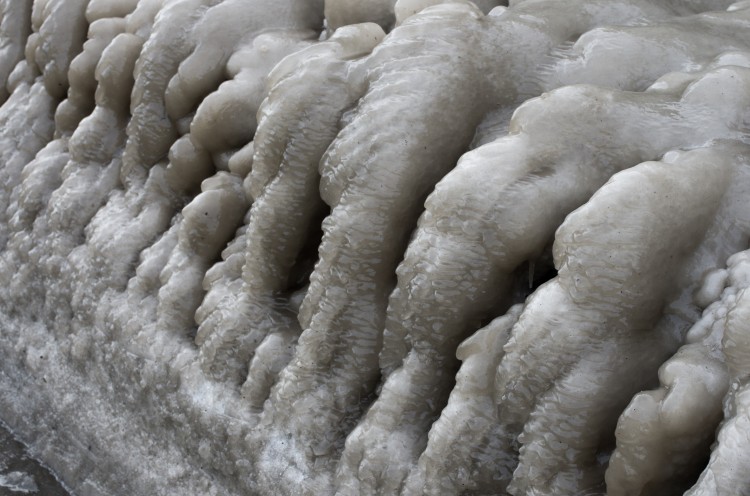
<box><xmin>510</xmin><ymin>246</ymin><xmax>557</xmax><ymax>305</ymax></box>
<box><xmin>284</xmin><ymin>205</ymin><xmax>331</xmax><ymax>296</ymax></box>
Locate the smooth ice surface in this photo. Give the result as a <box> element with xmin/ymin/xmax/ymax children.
<box><xmin>0</xmin><ymin>422</ymin><xmax>70</xmax><ymax>495</ymax></box>
<box><xmin>2</xmin><ymin>0</ymin><xmax>750</xmax><ymax>495</ymax></box>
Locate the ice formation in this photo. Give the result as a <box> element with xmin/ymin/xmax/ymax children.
<box><xmin>2</xmin><ymin>0</ymin><xmax>750</xmax><ymax>495</ymax></box>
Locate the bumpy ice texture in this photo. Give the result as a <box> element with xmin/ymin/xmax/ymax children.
<box><xmin>1</xmin><ymin>0</ymin><xmax>750</xmax><ymax>495</ymax></box>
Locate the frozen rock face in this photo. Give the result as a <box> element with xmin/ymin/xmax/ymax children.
<box><xmin>2</xmin><ymin>0</ymin><xmax>750</xmax><ymax>495</ymax></box>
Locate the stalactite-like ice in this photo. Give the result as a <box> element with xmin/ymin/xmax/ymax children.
<box><xmin>3</xmin><ymin>0</ymin><xmax>750</xmax><ymax>495</ymax></box>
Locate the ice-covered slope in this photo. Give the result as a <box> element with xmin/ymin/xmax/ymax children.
<box><xmin>1</xmin><ymin>0</ymin><xmax>750</xmax><ymax>494</ymax></box>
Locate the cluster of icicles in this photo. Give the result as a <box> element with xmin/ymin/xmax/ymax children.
<box><xmin>2</xmin><ymin>0</ymin><xmax>750</xmax><ymax>494</ymax></box>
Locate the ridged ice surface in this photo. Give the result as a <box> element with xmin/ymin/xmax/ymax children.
<box><xmin>2</xmin><ymin>0</ymin><xmax>750</xmax><ymax>495</ymax></box>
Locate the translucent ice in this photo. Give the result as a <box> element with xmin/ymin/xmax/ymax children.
<box><xmin>1</xmin><ymin>1</ymin><xmax>750</xmax><ymax>495</ymax></box>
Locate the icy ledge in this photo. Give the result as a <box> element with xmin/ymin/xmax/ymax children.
<box><xmin>2</xmin><ymin>0</ymin><xmax>750</xmax><ymax>494</ymax></box>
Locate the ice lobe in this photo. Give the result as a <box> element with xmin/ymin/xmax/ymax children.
<box><xmin>187</xmin><ymin>31</ymin><xmax>315</xmax><ymax>160</ymax></box>
<box><xmin>403</xmin><ymin>304</ymin><xmax>525</xmax><ymax>494</ymax></box>
<box><xmin>54</xmin><ymin>13</ymin><xmax>127</xmax><ymax>135</ymax></box>
<box><xmin>675</xmin><ymin>247</ymin><xmax>750</xmax><ymax>495</ymax></box>
<box><xmin>28</xmin><ymin>0</ymin><xmax>90</xmax><ymax>100</ymax></box>
<box><xmin>608</xmin><ymin>231</ymin><xmax>750</xmax><ymax>495</ymax></box>
<box><xmin>0</xmin><ymin>0</ymin><xmax>33</xmax><ymax>104</ymax></box>
<box><xmin>336</xmin><ymin>12</ymin><xmax>748</xmax><ymax>496</ymax></box>
<box><xmin>156</xmin><ymin>172</ymin><xmax>248</xmax><ymax>331</ymax></box>
<box><xmin>324</xmin><ymin>4</ymin><xmax>712</xmax><ymax>491</ymax></box>
<box><xmin>349</xmin><ymin>64</ymin><xmax>750</xmax><ymax>494</ymax></box>
<box><xmin>542</xmin><ymin>6</ymin><xmax>750</xmax><ymax>91</ymax></box>
<box><xmin>196</xmin><ymin>23</ymin><xmax>385</xmax><ymax>393</ymax></box>
<box><xmin>501</xmin><ymin>142</ymin><xmax>750</xmax><ymax>495</ymax></box>
<box><xmin>4</xmin><ymin>1</ymin><xmax>750</xmax><ymax>496</ymax></box>
<box><xmin>163</xmin><ymin>0</ymin><xmax>324</xmax><ymax>126</ymax></box>
<box><xmin>0</xmin><ymin>0</ymin><xmax>104</xmax><ymax>250</ymax></box>
<box><xmin>255</xmin><ymin>5</ymin><xmax>505</xmax><ymax>491</ymax></box>
<box><xmin>77</xmin><ymin>0</ymin><xmax>325</xmax><ymax>327</ymax></box>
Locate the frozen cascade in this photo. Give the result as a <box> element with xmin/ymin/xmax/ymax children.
<box><xmin>2</xmin><ymin>0</ymin><xmax>750</xmax><ymax>494</ymax></box>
